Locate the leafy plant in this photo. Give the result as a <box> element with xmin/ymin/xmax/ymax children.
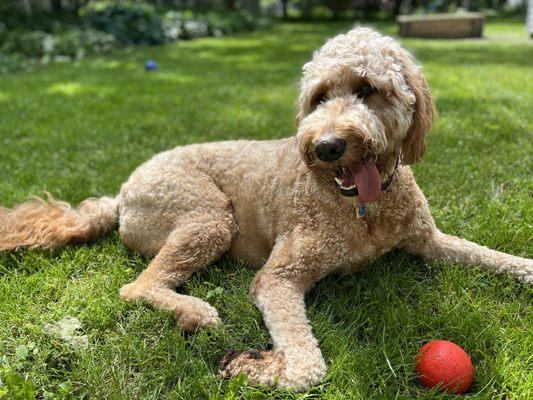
<box><xmin>1</xmin><ymin>31</ymin><xmax>50</xmax><ymax>58</ymax></box>
<box><xmin>82</xmin><ymin>1</ymin><xmax>165</xmax><ymax>45</ymax></box>
<box><xmin>0</xmin><ymin>52</ymin><xmax>29</xmax><ymax>73</ymax></box>
<box><xmin>161</xmin><ymin>10</ymin><xmax>271</xmax><ymax>41</ymax></box>
<box><xmin>81</xmin><ymin>28</ymin><xmax>117</xmax><ymax>54</ymax></box>
<box><xmin>0</xmin><ymin>2</ymin><xmax>271</xmax><ymax>74</ymax></box>
<box><xmin>0</xmin><ymin>353</ymin><xmax>36</xmax><ymax>400</ymax></box>
<box><xmin>53</xmin><ymin>29</ymin><xmax>84</xmax><ymax>58</ymax></box>
<box><xmin>53</xmin><ymin>28</ymin><xmax>118</xmax><ymax>57</ymax></box>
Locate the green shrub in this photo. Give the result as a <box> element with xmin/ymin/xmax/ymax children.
<box><xmin>0</xmin><ymin>52</ymin><xmax>29</xmax><ymax>73</ymax></box>
<box><xmin>0</xmin><ymin>21</ymin><xmax>6</xmax><ymax>46</ymax></box>
<box><xmin>0</xmin><ymin>27</ymin><xmax>118</xmax><ymax>62</ymax></box>
<box><xmin>82</xmin><ymin>28</ymin><xmax>118</xmax><ymax>54</ymax></box>
<box><xmin>221</xmin><ymin>10</ymin><xmax>260</xmax><ymax>32</ymax></box>
<box><xmin>0</xmin><ymin>3</ymin><xmax>272</xmax><ymax>74</ymax></box>
<box><xmin>207</xmin><ymin>10</ymin><xmax>272</xmax><ymax>34</ymax></box>
<box><xmin>82</xmin><ymin>1</ymin><xmax>165</xmax><ymax>45</ymax></box>
<box><xmin>52</xmin><ymin>28</ymin><xmax>118</xmax><ymax>57</ymax></box>
<box><xmin>53</xmin><ymin>29</ymin><xmax>83</xmax><ymax>58</ymax></box>
<box><xmin>182</xmin><ymin>19</ymin><xmax>210</xmax><ymax>39</ymax></box>
<box><xmin>161</xmin><ymin>11</ymin><xmax>185</xmax><ymax>41</ymax></box>
<box><xmin>162</xmin><ymin>11</ymin><xmax>213</xmax><ymax>40</ymax></box>
<box><xmin>1</xmin><ymin>30</ymin><xmax>51</xmax><ymax>58</ymax></box>
<box><xmin>161</xmin><ymin>10</ymin><xmax>272</xmax><ymax>41</ymax></box>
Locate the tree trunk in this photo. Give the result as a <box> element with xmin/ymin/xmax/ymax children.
<box><xmin>51</xmin><ymin>0</ymin><xmax>63</xmax><ymax>14</ymax></box>
<box><xmin>393</xmin><ymin>0</ymin><xmax>402</xmax><ymax>16</ymax></box>
<box><xmin>280</xmin><ymin>0</ymin><xmax>288</xmax><ymax>17</ymax></box>
<box><xmin>404</xmin><ymin>0</ymin><xmax>414</xmax><ymax>14</ymax></box>
<box><xmin>22</xmin><ymin>0</ymin><xmax>33</xmax><ymax>15</ymax></box>
<box><xmin>328</xmin><ymin>0</ymin><xmax>340</xmax><ymax>19</ymax></box>
<box><xmin>303</xmin><ymin>0</ymin><xmax>313</xmax><ymax>18</ymax></box>
<box><xmin>71</xmin><ymin>0</ymin><xmax>80</xmax><ymax>14</ymax></box>
<box><xmin>226</xmin><ymin>0</ymin><xmax>237</xmax><ymax>11</ymax></box>
<box><xmin>526</xmin><ymin>0</ymin><xmax>533</xmax><ymax>39</ymax></box>
<box><xmin>242</xmin><ymin>0</ymin><xmax>261</xmax><ymax>14</ymax></box>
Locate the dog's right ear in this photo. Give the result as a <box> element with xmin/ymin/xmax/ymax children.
<box><xmin>401</xmin><ymin>60</ymin><xmax>436</xmax><ymax>165</ymax></box>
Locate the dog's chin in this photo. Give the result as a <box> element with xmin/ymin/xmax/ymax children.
<box><xmin>339</xmin><ymin>187</ymin><xmax>359</xmax><ymax>197</ymax></box>
<box><xmin>339</xmin><ymin>186</ymin><xmax>359</xmax><ymax>197</ymax></box>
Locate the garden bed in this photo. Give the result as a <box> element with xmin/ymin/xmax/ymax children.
<box><xmin>397</xmin><ymin>13</ymin><xmax>485</xmax><ymax>38</ymax></box>
<box><xmin>0</xmin><ymin>2</ymin><xmax>271</xmax><ymax>74</ymax></box>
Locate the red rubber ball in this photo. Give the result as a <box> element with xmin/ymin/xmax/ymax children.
<box><xmin>416</xmin><ymin>340</ymin><xmax>474</xmax><ymax>394</ymax></box>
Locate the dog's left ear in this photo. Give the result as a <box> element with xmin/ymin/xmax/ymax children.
<box><xmin>296</xmin><ymin>89</ymin><xmax>312</xmax><ymax>127</ymax></box>
<box><xmin>296</xmin><ymin>110</ymin><xmax>304</xmax><ymax>127</ymax></box>
<box><xmin>401</xmin><ymin>61</ymin><xmax>436</xmax><ymax>164</ymax></box>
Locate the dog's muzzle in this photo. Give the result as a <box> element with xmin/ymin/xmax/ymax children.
<box><xmin>314</xmin><ymin>136</ymin><xmax>346</xmax><ymax>162</ymax></box>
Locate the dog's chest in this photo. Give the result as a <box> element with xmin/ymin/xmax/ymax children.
<box><xmin>331</xmin><ymin>204</ymin><xmax>410</xmax><ymax>271</ymax></box>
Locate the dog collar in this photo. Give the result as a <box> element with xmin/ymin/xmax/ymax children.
<box><xmin>380</xmin><ymin>157</ymin><xmax>400</xmax><ymax>192</ymax></box>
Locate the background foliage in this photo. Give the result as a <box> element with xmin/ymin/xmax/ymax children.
<box><xmin>0</xmin><ymin>0</ymin><xmax>528</xmax><ymax>73</ymax></box>
<box><xmin>0</xmin><ymin>1</ymin><xmax>271</xmax><ymax>73</ymax></box>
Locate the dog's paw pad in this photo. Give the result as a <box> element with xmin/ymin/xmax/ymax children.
<box><xmin>219</xmin><ymin>349</ymin><xmax>278</xmax><ymax>380</ymax></box>
<box><xmin>219</xmin><ymin>349</ymin><xmax>264</xmax><ymax>373</ymax></box>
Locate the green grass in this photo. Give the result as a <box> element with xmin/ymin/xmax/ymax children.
<box><xmin>1</xmin><ymin>20</ymin><xmax>532</xmax><ymax>399</ymax></box>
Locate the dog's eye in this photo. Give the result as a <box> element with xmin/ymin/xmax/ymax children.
<box><xmin>353</xmin><ymin>84</ymin><xmax>376</xmax><ymax>99</ymax></box>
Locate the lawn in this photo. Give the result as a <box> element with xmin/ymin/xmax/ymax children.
<box><xmin>0</xmin><ymin>20</ymin><xmax>532</xmax><ymax>400</ymax></box>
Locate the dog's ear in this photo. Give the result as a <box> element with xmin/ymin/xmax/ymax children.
<box><xmin>296</xmin><ymin>79</ymin><xmax>324</xmax><ymax>127</ymax></box>
<box><xmin>296</xmin><ymin>92</ymin><xmax>311</xmax><ymax>127</ymax></box>
<box><xmin>401</xmin><ymin>62</ymin><xmax>435</xmax><ymax>165</ymax></box>
<box><xmin>296</xmin><ymin>111</ymin><xmax>304</xmax><ymax>126</ymax></box>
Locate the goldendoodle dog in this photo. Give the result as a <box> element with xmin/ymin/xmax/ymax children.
<box><xmin>1</xmin><ymin>28</ymin><xmax>531</xmax><ymax>391</ymax></box>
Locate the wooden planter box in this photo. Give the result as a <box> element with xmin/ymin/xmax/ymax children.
<box><xmin>397</xmin><ymin>13</ymin><xmax>485</xmax><ymax>39</ymax></box>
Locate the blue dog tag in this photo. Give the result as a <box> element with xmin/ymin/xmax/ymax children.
<box><xmin>356</xmin><ymin>203</ymin><xmax>366</xmax><ymax>218</ymax></box>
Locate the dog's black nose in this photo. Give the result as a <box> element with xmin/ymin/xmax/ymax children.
<box><xmin>314</xmin><ymin>137</ymin><xmax>346</xmax><ymax>162</ymax></box>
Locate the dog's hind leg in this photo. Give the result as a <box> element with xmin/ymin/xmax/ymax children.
<box><xmin>120</xmin><ymin>209</ymin><xmax>237</xmax><ymax>332</ymax></box>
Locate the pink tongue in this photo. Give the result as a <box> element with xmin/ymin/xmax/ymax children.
<box><xmin>351</xmin><ymin>163</ymin><xmax>381</xmax><ymax>203</ymax></box>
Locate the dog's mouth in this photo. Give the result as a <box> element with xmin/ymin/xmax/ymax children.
<box><xmin>334</xmin><ymin>162</ymin><xmax>383</xmax><ymax>202</ymax></box>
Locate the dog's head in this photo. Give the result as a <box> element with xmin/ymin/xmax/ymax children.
<box><xmin>296</xmin><ymin>28</ymin><xmax>435</xmax><ymax>202</ymax></box>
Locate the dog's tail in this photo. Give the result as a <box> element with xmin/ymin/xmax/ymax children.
<box><xmin>0</xmin><ymin>193</ymin><xmax>119</xmax><ymax>251</ymax></box>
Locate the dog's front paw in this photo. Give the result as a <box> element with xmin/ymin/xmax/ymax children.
<box><xmin>177</xmin><ymin>297</ymin><xmax>221</xmax><ymax>332</ymax></box>
<box><xmin>119</xmin><ymin>282</ymin><xmax>144</xmax><ymax>301</ymax></box>
<box><xmin>120</xmin><ymin>282</ymin><xmax>221</xmax><ymax>332</ymax></box>
<box><xmin>220</xmin><ymin>349</ymin><xmax>284</xmax><ymax>388</ymax></box>
<box><xmin>220</xmin><ymin>348</ymin><xmax>327</xmax><ymax>392</ymax></box>
<box><xmin>521</xmin><ymin>261</ymin><xmax>533</xmax><ymax>284</ymax></box>
<box><xmin>508</xmin><ymin>257</ymin><xmax>533</xmax><ymax>285</ymax></box>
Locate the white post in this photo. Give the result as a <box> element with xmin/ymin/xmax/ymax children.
<box><xmin>527</xmin><ymin>0</ymin><xmax>533</xmax><ymax>38</ymax></box>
